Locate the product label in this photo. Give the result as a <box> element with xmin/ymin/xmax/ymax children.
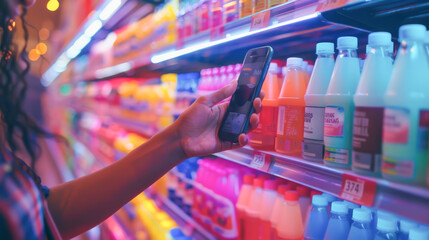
<box><xmin>253</xmin><ymin>0</ymin><xmax>268</xmax><ymax>13</ymax></box>
<box><xmin>276</xmin><ymin>105</ymin><xmax>305</xmax><ymax>138</ymax></box>
<box><xmin>418</xmin><ymin>110</ymin><xmax>429</xmax><ymax>151</ymax></box>
<box><xmin>324</xmin><ymin>147</ymin><xmax>349</xmax><ymax>164</ymax></box>
<box><xmin>269</xmin><ymin>0</ymin><xmax>284</xmax><ymax>8</ymax></box>
<box><xmin>352</xmin><ymin>107</ymin><xmax>383</xmax><ymax>172</ymax></box>
<box><xmin>324</xmin><ymin>106</ymin><xmax>345</xmax><ymax>137</ymax></box>
<box><xmin>304</xmin><ymin>106</ymin><xmax>325</xmax><ymax>140</ymax></box>
<box><xmin>302</xmin><ymin>141</ymin><xmax>324</xmax><ymax>160</ymax></box>
<box><xmin>382</xmin><ymin>156</ymin><xmax>414</xmax><ymax>178</ymax></box>
<box><xmin>250</xmin><ymin>151</ymin><xmax>272</xmax><ymax>171</ymax></box>
<box><xmin>382</xmin><ymin>108</ymin><xmax>410</xmax><ymax>144</ymax></box>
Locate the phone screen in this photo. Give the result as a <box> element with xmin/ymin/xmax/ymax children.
<box><xmin>221</xmin><ymin>54</ymin><xmax>268</xmax><ymax>134</ymax></box>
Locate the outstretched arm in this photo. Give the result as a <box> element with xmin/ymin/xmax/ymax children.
<box><xmin>47</xmin><ymin>80</ymin><xmax>264</xmax><ymax>239</ymax></box>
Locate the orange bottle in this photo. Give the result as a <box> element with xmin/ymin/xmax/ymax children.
<box><xmin>249</xmin><ymin>63</ymin><xmax>282</xmax><ymax>151</ymax></box>
<box><xmin>275</xmin><ymin>57</ymin><xmax>308</xmax><ymax>154</ymax></box>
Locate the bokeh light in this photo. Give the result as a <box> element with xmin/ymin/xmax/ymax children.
<box><xmin>39</xmin><ymin>28</ymin><xmax>50</xmax><ymax>41</ymax></box>
<box><xmin>36</xmin><ymin>43</ymin><xmax>48</xmax><ymax>55</ymax></box>
<box><xmin>29</xmin><ymin>49</ymin><xmax>40</xmax><ymax>61</ymax></box>
<box><xmin>47</xmin><ymin>0</ymin><xmax>59</xmax><ymax>12</ymax></box>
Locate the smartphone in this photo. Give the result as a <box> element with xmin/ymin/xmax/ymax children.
<box><xmin>218</xmin><ymin>46</ymin><xmax>273</xmax><ymax>143</ymax></box>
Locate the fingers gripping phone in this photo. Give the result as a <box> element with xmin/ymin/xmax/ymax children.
<box><xmin>218</xmin><ymin>46</ymin><xmax>273</xmax><ymax>143</ymax></box>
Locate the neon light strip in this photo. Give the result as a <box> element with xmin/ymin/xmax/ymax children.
<box><xmin>151</xmin><ymin>12</ymin><xmax>319</xmax><ymax>63</ymax></box>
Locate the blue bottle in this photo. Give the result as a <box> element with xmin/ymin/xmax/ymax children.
<box><xmin>304</xmin><ymin>195</ymin><xmax>330</xmax><ymax>240</ymax></box>
<box><xmin>322</xmin><ymin>193</ymin><xmax>337</xmax><ymax>213</ymax></box>
<box><xmin>409</xmin><ymin>228</ymin><xmax>429</xmax><ymax>240</ymax></box>
<box><xmin>324</xmin><ymin>201</ymin><xmax>351</xmax><ymax>240</ymax></box>
<box><xmin>374</xmin><ymin>217</ymin><xmax>398</xmax><ymax>240</ymax></box>
<box><xmin>343</xmin><ymin>200</ymin><xmax>360</xmax><ymax>223</ymax></box>
<box><xmin>347</xmin><ymin>208</ymin><xmax>373</xmax><ymax>240</ymax></box>
<box><xmin>399</xmin><ymin>219</ymin><xmax>418</xmax><ymax>240</ymax></box>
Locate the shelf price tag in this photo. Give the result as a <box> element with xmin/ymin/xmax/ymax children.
<box><xmin>210</xmin><ymin>26</ymin><xmax>225</xmax><ymax>41</ymax></box>
<box><xmin>250</xmin><ymin>151</ymin><xmax>272</xmax><ymax>171</ymax></box>
<box><xmin>316</xmin><ymin>0</ymin><xmax>348</xmax><ymax>12</ymax></box>
<box><xmin>339</xmin><ymin>173</ymin><xmax>377</xmax><ymax>206</ymax></box>
<box><xmin>250</xmin><ymin>10</ymin><xmax>271</xmax><ymax>31</ymax></box>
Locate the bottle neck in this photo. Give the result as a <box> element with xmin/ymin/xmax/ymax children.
<box><xmin>317</xmin><ymin>53</ymin><xmax>335</xmax><ymax>59</ymax></box>
<box><xmin>368</xmin><ymin>45</ymin><xmax>391</xmax><ymax>58</ymax></box>
<box><xmin>338</xmin><ymin>48</ymin><xmax>358</xmax><ymax>58</ymax></box>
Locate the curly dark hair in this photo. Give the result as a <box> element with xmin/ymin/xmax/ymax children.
<box><xmin>1</xmin><ymin>1</ymin><xmax>63</xmax><ymax>169</ymax></box>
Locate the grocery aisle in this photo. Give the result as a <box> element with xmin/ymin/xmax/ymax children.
<box><xmin>16</xmin><ymin>0</ymin><xmax>429</xmax><ymax>239</ymax></box>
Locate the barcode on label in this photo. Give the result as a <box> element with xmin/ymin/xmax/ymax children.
<box><xmin>277</xmin><ymin>106</ymin><xmax>285</xmax><ymax>135</ymax></box>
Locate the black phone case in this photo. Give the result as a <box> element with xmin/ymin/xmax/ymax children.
<box><xmin>218</xmin><ymin>46</ymin><xmax>274</xmax><ymax>143</ymax></box>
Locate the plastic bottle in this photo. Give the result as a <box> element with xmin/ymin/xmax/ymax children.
<box><xmin>245</xmin><ymin>178</ymin><xmax>264</xmax><ymax>240</ymax></box>
<box><xmin>343</xmin><ymin>201</ymin><xmax>360</xmax><ymax>223</ymax></box>
<box><xmin>347</xmin><ymin>208</ymin><xmax>373</xmax><ymax>240</ymax></box>
<box><xmin>253</xmin><ymin>0</ymin><xmax>267</xmax><ymax>13</ymax></box>
<box><xmin>321</xmin><ymin>192</ymin><xmax>336</xmax><ymax>213</ymax></box>
<box><xmin>259</xmin><ymin>180</ymin><xmax>278</xmax><ymax>240</ymax></box>
<box><xmin>409</xmin><ymin>228</ymin><xmax>429</xmax><ymax>240</ymax></box>
<box><xmin>324</xmin><ymin>201</ymin><xmax>351</xmax><ymax>240</ymax></box>
<box><xmin>352</xmin><ymin>32</ymin><xmax>393</xmax><ymax>177</ymax></box>
<box><xmin>276</xmin><ymin>57</ymin><xmax>307</xmax><ymax>154</ymax></box>
<box><xmin>374</xmin><ymin>218</ymin><xmax>398</xmax><ymax>240</ymax></box>
<box><xmin>303</xmin><ymin>42</ymin><xmax>335</xmax><ymax>162</ymax></box>
<box><xmin>382</xmin><ymin>24</ymin><xmax>429</xmax><ymax>184</ymax></box>
<box><xmin>304</xmin><ymin>195</ymin><xmax>329</xmax><ymax>240</ymax></box>
<box><xmin>324</xmin><ymin>36</ymin><xmax>361</xmax><ymax>169</ymax></box>
<box><xmin>236</xmin><ymin>174</ymin><xmax>255</xmax><ymax>240</ymax></box>
<box><xmin>270</xmin><ymin>184</ymin><xmax>292</xmax><ymax>240</ymax></box>
<box><xmin>399</xmin><ymin>219</ymin><xmax>418</xmax><ymax>240</ymax></box>
<box><xmin>224</xmin><ymin>0</ymin><xmax>239</xmax><ymax>23</ymax></box>
<box><xmin>211</xmin><ymin>0</ymin><xmax>224</xmax><ymax>28</ymax></box>
<box><xmin>296</xmin><ymin>186</ymin><xmax>311</xmax><ymax>224</ymax></box>
<box><xmin>277</xmin><ymin>191</ymin><xmax>304</xmax><ymax>240</ymax></box>
<box><xmin>249</xmin><ymin>63</ymin><xmax>281</xmax><ymax>150</ymax></box>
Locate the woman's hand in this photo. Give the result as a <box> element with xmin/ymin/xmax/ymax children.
<box><xmin>173</xmin><ymin>80</ymin><xmax>265</xmax><ymax>158</ymax></box>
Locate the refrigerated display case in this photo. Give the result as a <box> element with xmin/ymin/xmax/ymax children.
<box><xmin>41</xmin><ymin>0</ymin><xmax>429</xmax><ymax>239</ymax></box>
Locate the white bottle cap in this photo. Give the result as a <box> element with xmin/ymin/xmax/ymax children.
<box><xmin>312</xmin><ymin>195</ymin><xmax>328</xmax><ymax>207</ymax></box>
<box><xmin>368</xmin><ymin>32</ymin><xmax>392</xmax><ymax>47</ymax></box>
<box><xmin>400</xmin><ymin>219</ymin><xmax>419</xmax><ymax>234</ymax></box>
<box><xmin>287</xmin><ymin>57</ymin><xmax>303</xmax><ymax>67</ymax></box>
<box><xmin>316</xmin><ymin>42</ymin><xmax>335</xmax><ymax>54</ymax></box>
<box><xmin>377</xmin><ymin>217</ymin><xmax>398</xmax><ymax>233</ymax></box>
<box><xmin>268</xmin><ymin>62</ymin><xmax>279</xmax><ymax>73</ymax></box>
<box><xmin>322</xmin><ymin>193</ymin><xmax>336</xmax><ymax>203</ymax></box>
<box><xmin>409</xmin><ymin>228</ymin><xmax>429</xmax><ymax>240</ymax></box>
<box><xmin>399</xmin><ymin>24</ymin><xmax>427</xmax><ymax>42</ymax></box>
<box><xmin>352</xmin><ymin>208</ymin><xmax>372</xmax><ymax>223</ymax></box>
<box><xmin>425</xmin><ymin>31</ymin><xmax>429</xmax><ymax>44</ymax></box>
<box><xmin>331</xmin><ymin>201</ymin><xmax>348</xmax><ymax>214</ymax></box>
<box><xmin>337</xmin><ymin>36</ymin><xmax>358</xmax><ymax>50</ymax></box>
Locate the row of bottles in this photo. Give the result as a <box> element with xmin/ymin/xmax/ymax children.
<box><xmin>250</xmin><ymin>24</ymin><xmax>429</xmax><ymax>186</ymax></box>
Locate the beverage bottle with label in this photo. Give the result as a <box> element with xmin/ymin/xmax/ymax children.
<box><xmin>224</xmin><ymin>0</ymin><xmax>239</xmax><ymax>23</ymax></box>
<box><xmin>374</xmin><ymin>218</ymin><xmax>398</xmax><ymax>240</ymax></box>
<box><xmin>324</xmin><ymin>36</ymin><xmax>361</xmax><ymax>169</ymax></box>
<box><xmin>211</xmin><ymin>0</ymin><xmax>224</xmax><ymax>28</ymax></box>
<box><xmin>324</xmin><ymin>201</ymin><xmax>351</xmax><ymax>240</ymax></box>
<box><xmin>239</xmin><ymin>0</ymin><xmax>253</xmax><ymax>18</ymax></box>
<box><xmin>409</xmin><ymin>228</ymin><xmax>429</xmax><ymax>240</ymax></box>
<box><xmin>304</xmin><ymin>195</ymin><xmax>329</xmax><ymax>240</ymax></box>
<box><xmin>259</xmin><ymin>180</ymin><xmax>278</xmax><ymax>240</ymax></box>
<box><xmin>398</xmin><ymin>219</ymin><xmax>418</xmax><ymax>240</ymax></box>
<box><xmin>244</xmin><ymin>178</ymin><xmax>264</xmax><ymax>240</ymax></box>
<box><xmin>276</xmin><ymin>57</ymin><xmax>307</xmax><ymax>154</ymax></box>
<box><xmin>303</xmin><ymin>42</ymin><xmax>335</xmax><ymax>162</ymax></box>
<box><xmin>296</xmin><ymin>186</ymin><xmax>311</xmax><ymax>224</ymax></box>
<box><xmin>270</xmin><ymin>184</ymin><xmax>292</xmax><ymax>239</ymax></box>
<box><xmin>249</xmin><ymin>63</ymin><xmax>281</xmax><ymax>150</ymax></box>
<box><xmin>347</xmin><ymin>208</ymin><xmax>373</xmax><ymax>240</ymax></box>
<box><xmin>352</xmin><ymin>32</ymin><xmax>393</xmax><ymax>177</ymax></box>
<box><xmin>277</xmin><ymin>191</ymin><xmax>304</xmax><ymax>240</ymax></box>
<box><xmin>382</xmin><ymin>24</ymin><xmax>429</xmax><ymax>185</ymax></box>
<box><xmin>236</xmin><ymin>174</ymin><xmax>255</xmax><ymax>240</ymax></box>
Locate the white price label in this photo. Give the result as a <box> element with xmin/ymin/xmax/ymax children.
<box><xmin>343</xmin><ymin>179</ymin><xmax>364</xmax><ymax>198</ymax></box>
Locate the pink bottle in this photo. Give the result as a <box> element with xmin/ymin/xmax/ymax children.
<box><xmin>277</xmin><ymin>191</ymin><xmax>304</xmax><ymax>240</ymax></box>
<box><xmin>244</xmin><ymin>178</ymin><xmax>264</xmax><ymax>240</ymax></box>
<box><xmin>296</xmin><ymin>186</ymin><xmax>311</xmax><ymax>224</ymax></box>
<box><xmin>236</xmin><ymin>174</ymin><xmax>254</xmax><ymax>240</ymax></box>
<box><xmin>259</xmin><ymin>180</ymin><xmax>278</xmax><ymax>240</ymax></box>
<box><xmin>270</xmin><ymin>184</ymin><xmax>293</xmax><ymax>239</ymax></box>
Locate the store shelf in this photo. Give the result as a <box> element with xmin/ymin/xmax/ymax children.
<box><xmin>154</xmin><ymin>194</ymin><xmax>216</xmax><ymax>240</ymax></box>
<box><xmin>214</xmin><ymin>146</ymin><xmax>429</xmax><ymax>225</ymax></box>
